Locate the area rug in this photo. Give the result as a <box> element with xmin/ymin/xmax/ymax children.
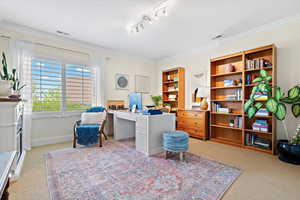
<box><xmin>45</xmin><ymin>139</ymin><xmax>242</xmax><ymax>200</ymax></box>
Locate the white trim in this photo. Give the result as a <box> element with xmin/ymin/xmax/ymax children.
<box><xmin>10</xmin><ymin>151</ymin><xmax>26</xmax><ymax>181</ymax></box>
<box><xmin>31</xmin><ymin>112</ymin><xmax>81</xmax><ymax>119</ymax></box>
<box><xmin>31</xmin><ymin>135</ymin><xmax>72</xmax><ymax>147</ymax></box>
<box><xmin>0</xmin><ymin>122</ymin><xmax>17</xmax><ymax>128</ymax></box>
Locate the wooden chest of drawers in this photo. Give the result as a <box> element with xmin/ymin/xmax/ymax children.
<box><xmin>177</xmin><ymin>110</ymin><xmax>209</xmax><ymax>140</ymax></box>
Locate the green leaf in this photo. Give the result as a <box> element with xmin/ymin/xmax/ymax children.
<box><xmin>260</xmin><ymin>69</ymin><xmax>268</xmax><ymax>78</ymax></box>
<box><xmin>280</xmin><ymin>97</ymin><xmax>296</xmax><ymax>104</ymax></box>
<box><xmin>250</xmin><ymin>86</ymin><xmax>258</xmax><ymax>99</ymax></box>
<box><xmin>253</xmin><ymin>77</ymin><xmax>262</xmax><ymax>83</ymax></box>
<box><xmin>275</xmin><ymin>87</ymin><xmax>284</xmax><ymax>101</ymax></box>
<box><xmin>244</xmin><ymin>99</ymin><xmax>254</xmax><ymax>112</ymax></box>
<box><xmin>288</xmin><ymin>86</ymin><xmax>300</xmax><ymax>100</ymax></box>
<box><xmin>248</xmin><ymin>106</ymin><xmax>258</xmax><ymax>119</ymax></box>
<box><xmin>275</xmin><ymin>103</ymin><xmax>287</xmax><ymax>120</ymax></box>
<box><xmin>254</xmin><ymin>102</ymin><xmax>263</xmax><ymax>110</ymax></box>
<box><xmin>258</xmin><ymin>84</ymin><xmax>268</xmax><ymax>93</ymax></box>
<box><xmin>266</xmin><ymin>98</ymin><xmax>278</xmax><ymax>113</ymax></box>
<box><xmin>265</xmin><ymin>75</ymin><xmax>272</xmax><ymax>82</ymax></box>
<box><xmin>292</xmin><ymin>103</ymin><xmax>300</xmax><ymax>118</ymax></box>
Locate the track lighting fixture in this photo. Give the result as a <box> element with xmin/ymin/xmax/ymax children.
<box><xmin>130</xmin><ymin>0</ymin><xmax>170</xmax><ymax>34</ymax></box>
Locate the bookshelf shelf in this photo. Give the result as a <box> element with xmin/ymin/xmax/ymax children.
<box><xmin>163</xmin><ymin>91</ymin><xmax>178</xmax><ymax>93</ymax></box>
<box><xmin>211</xmin><ymin>112</ymin><xmax>243</xmax><ymax>116</ymax></box>
<box><xmin>244</xmin><ymin>129</ymin><xmax>272</xmax><ymax>135</ymax></box>
<box><xmin>245</xmin><ymin>66</ymin><xmax>273</xmax><ymax>72</ymax></box>
<box><xmin>245</xmin><ymin>145</ymin><xmax>272</xmax><ymax>154</ymax></box>
<box><xmin>210</xmin><ymin>44</ymin><xmax>277</xmax><ymax>155</ymax></box>
<box><xmin>163</xmin><ymin>80</ymin><xmax>179</xmax><ymax>84</ymax></box>
<box><xmin>211</xmin><ymin>71</ymin><xmax>242</xmax><ymax>77</ymax></box>
<box><xmin>211</xmin><ymin>86</ymin><xmax>242</xmax><ymax>90</ymax></box>
<box><xmin>211</xmin><ymin>100</ymin><xmax>242</xmax><ymax>102</ymax></box>
<box><xmin>211</xmin><ymin>124</ymin><xmax>242</xmax><ymax>131</ymax></box>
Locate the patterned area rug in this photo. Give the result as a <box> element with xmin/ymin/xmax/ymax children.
<box><xmin>45</xmin><ymin>140</ymin><xmax>241</xmax><ymax>200</ymax></box>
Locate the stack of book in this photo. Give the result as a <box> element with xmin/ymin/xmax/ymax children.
<box><xmin>167</xmin><ymin>86</ymin><xmax>177</xmax><ymax>92</ymax></box>
<box><xmin>255</xmin><ymin>108</ymin><xmax>269</xmax><ymax>116</ymax></box>
<box><xmin>233</xmin><ymin>116</ymin><xmax>243</xmax><ymax>128</ymax></box>
<box><xmin>245</xmin><ymin>133</ymin><xmax>271</xmax><ymax>149</ymax></box>
<box><xmin>224</xmin><ymin>80</ymin><xmax>234</xmax><ymax>87</ymax></box>
<box><xmin>253</xmin><ymin>92</ymin><xmax>268</xmax><ymax>101</ymax></box>
<box><xmin>211</xmin><ymin>103</ymin><xmax>231</xmax><ymax>113</ymax></box>
<box><xmin>168</xmin><ymin>94</ymin><xmax>177</xmax><ymax>101</ymax></box>
<box><xmin>224</xmin><ymin>90</ymin><xmax>242</xmax><ymax>100</ymax></box>
<box><xmin>246</xmin><ymin>58</ymin><xmax>272</xmax><ymax>70</ymax></box>
<box><xmin>252</xmin><ymin>119</ymin><xmax>269</xmax><ymax>132</ymax></box>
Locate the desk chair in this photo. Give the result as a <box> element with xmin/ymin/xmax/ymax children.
<box><xmin>73</xmin><ymin>106</ymin><xmax>108</xmax><ymax>148</ymax></box>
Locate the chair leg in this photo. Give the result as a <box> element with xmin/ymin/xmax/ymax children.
<box><xmin>103</xmin><ymin>132</ymin><xmax>108</xmax><ymax>140</ymax></box>
<box><xmin>73</xmin><ymin>137</ymin><xmax>76</xmax><ymax>148</ymax></box>
<box><xmin>99</xmin><ymin>133</ymin><xmax>102</xmax><ymax>147</ymax></box>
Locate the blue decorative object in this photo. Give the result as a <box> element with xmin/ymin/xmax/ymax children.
<box><xmin>163</xmin><ymin>131</ymin><xmax>189</xmax><ymax>153</ymax></box>
<box><xmin>76</xmin><ymin>124</ymin><xmax>100</xmax><ymax>145</ymax></box>
<box><xmin>86</xmin><ymin>106</ymin><xmax>105</xmax><ymax>113</ymax></box>
<box><xmin>143</xmin><ymin>109</ymin><xmax>162</xmax><ymax>115</ymax></box>
<box><xmin>129</xmin><ymin>93</ymin><xmax>142</xmax><ymax>112</ymax></box>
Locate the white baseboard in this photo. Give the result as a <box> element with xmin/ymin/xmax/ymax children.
<box><xmin>31</xmin><ymin>135</ymin><xmax>73</xmax><ymax>147</ymax></box>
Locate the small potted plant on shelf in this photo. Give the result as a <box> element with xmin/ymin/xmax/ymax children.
<box><xmin>0</xmin><ymin>53</ymin><xmax>12</xmax><ymax>97</ymax></box>
<box><xmin>0</xmin><ymin>52</ymin><xmax>25</xmax><ymax>99</ymax></box>
<box><xmin>9</xmin><ymin>68</ymin><xmax>26</xmax><ymax>99</ymax></box>
<box><xmin>245</xmin><ymin>69</ymin><xmax>300</xmax><ymax>164</ymax></box>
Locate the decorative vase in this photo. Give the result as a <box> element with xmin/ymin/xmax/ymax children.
<box><xmin>9</xmin><ymin>90</ymin><xmax>21</xmax><ymax>99</ymax></box>
<box><xmin>224</xmin><ymin>64</ymin><xmax>235</xmax><ymax>73</ymax></box>
<box><xmin>0</xmin><ymin>80</ymin><xmax>11</xmax><ymax>97</ymax></box>
<box><xmin>200</xmin><ymin>98</ymin><xmax>208</xmax><ymax>110</ymax></box>
<box><xmin>277</xmin><ymin>140</ymin><xmax>300</xmax><ymax>165</ymax></box>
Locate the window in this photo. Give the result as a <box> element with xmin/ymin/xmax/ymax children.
<box><xmin>31</xmin><ymin>58</ymin><xmax>95</xmax><ymax>113</ymax></box>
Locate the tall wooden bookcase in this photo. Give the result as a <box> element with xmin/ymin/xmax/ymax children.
<box><xmin>162</xmin><ymin>67</ymin><xmax>185</xmax><ymax>113</ymax></box>
<box><xmin>210</xmin><ymin>44</ymin><xmax>277</xmax><ymax>154</ymax></box>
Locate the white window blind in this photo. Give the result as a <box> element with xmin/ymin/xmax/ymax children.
<box><xmin>65</xmin><ymin>64</ymin><xmax>95</xmax><ymax>111</ymax></box>
<box><xmin>31</xmin><ymin>58</ymin><xmax>95</xmax><ymax>113</ymax></box>
<box><xmin>32</xmin><ymin>59</ymin><xmax>63</xmax><ymax>112</ymax></box>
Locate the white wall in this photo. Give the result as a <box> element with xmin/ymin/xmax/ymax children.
<box><xmin>156</xmin><ymin>19</ymin><xmax>300</xmax><ymax>140</ymax></box>
<box><xmin>0</xmin><ymin>23</ymin><xmax>158</xmax><ymax>147</ymax></box>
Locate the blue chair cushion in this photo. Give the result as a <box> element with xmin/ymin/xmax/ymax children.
<box><xmin>163</xmin><ymin>131</ymin><xmax>189</xmax><ymax>152</ymax></box>
<box><xmin>86</xmin><ymin>106</ymin><xmax>105</xmax><ymax>113</ymax></box>
<box><xmin>76</xmin><ymin>124</ymin><xmax>101</xmax><ymax>146</ymax></box>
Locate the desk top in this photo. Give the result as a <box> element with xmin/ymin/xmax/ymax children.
<box><xmin>0</xmin><ymin>151</ymin><xmax>16</xmax><ymax>197</ymax></box>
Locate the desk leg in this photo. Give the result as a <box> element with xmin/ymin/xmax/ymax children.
<box><xmin>1</xmin><ymin>179</ymin><xmax>9</xmax><ymax>200</ymax></box>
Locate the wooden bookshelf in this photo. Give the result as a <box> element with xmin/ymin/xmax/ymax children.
<box><xmin>162</xmin><ymin>67</ymin><xmax>185</xmax><ymax>113</ymax></box>
<box><xmin>210</xmin><ymin>44</ymin><xmax>277</xmax><ymax>155</ymax></box>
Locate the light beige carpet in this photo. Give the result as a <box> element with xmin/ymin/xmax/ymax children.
<box><xmin>9</xmin><ymin>138</ymin><xmax>300</xmax><ymax>200</ymax></box>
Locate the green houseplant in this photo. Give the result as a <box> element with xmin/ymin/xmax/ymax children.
<box><xmin>0</xmin><ymin>52</ymin><xmax>25</xmax><ymax>98</ymax></box>
<box><xmin>151</xmin><ymin>95</ymin><xmax>162</xmax><ymax>107</ymax></box>
<box><xmin>245</xmin><ymin>69</ymin><xmax>300</xmax><ymax>164</ymax></box>
<box><xmin>0</xmin><ymin>52</ymin><xmax>12</xmax><ymax>97</ymax></box>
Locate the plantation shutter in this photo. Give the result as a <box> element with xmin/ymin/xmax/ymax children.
<box><xmin>65</xmin><ymin>64</ymin><xmax>95</xmax><ymax>111</ymax></box>
<box><xmin>31</xmin><ymin>59</ymin><xmax>63</xmax><ymax>112</ymax></box>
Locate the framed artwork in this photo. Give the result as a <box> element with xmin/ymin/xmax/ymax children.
<box><xmin>135</xmin><ymin>75</ymin><xmax>150</xmax><ymax>93</ymax></box>
<box><xmin>115</xmin><ymin>73</ymin><xmax>129</xmax><ymax>90</ymax></box>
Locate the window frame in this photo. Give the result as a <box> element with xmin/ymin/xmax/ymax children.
<box><xmin>31</xmin><ymin>57</ymin><xmax>96</xmax><ymax>117</ymax></box>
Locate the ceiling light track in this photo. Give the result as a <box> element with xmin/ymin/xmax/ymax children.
<box><xmin>130</xmin><ymin>0</ymin><xmax>170</xmax><ymax>34</ymax></box>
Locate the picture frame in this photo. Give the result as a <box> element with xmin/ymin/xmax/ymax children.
<box><xmin>115</xmin><ymin>73</ymin><xmax>129</xmax><ymax>90</ymax></box>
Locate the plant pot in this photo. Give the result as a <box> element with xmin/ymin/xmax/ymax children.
<box><xmin>277</xmin><ymin>140</ymin><xmax>300</xmax><ymax>165</ymax></box>
<box><xmin>0</xmin><ymin>80</ymin><xmax>11</xmax><ymax>97</ymax></box>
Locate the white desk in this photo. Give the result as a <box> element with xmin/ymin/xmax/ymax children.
<box><xmin>113</xmin><ymin>111</ymin><xmax>176</xmax><ymax>156</ymax></box>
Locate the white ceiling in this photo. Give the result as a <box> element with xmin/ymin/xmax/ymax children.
<box><xmin>0</xmin><ymin>0</ymin><xmax>300</xmax><ymax>60</ymax></box>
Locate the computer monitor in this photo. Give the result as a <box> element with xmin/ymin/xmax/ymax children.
<box><xmin>129</xmin><ymin>93</ymin><xmax>142</xmax><ymax>112</ymax></box>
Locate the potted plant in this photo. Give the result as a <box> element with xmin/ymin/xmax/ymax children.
<box><xmin>9</xmin><ymin>68</ymin><xmax>25</xmax><ymax>99</ymax></box>
<box><xmin>245</xmin><ymin>69</ymin><xmax>300</xmax><ymax>164</ymax></box>
<box><xmin>151</xmin><ymin>95</ymin><xmax>162</xmax><ymax>108</ymax></box>
<box><xmin>0</xmin><ymin>52</ymin><xmax>11</xmax><ymax>97</ymax></box>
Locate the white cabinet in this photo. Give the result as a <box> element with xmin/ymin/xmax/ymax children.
<box><xmin>0</xmin><ymin>101</ymin><xmax>25</xmax><ymax>180</ymax></box>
